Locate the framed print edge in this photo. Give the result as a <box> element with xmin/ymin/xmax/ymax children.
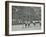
<box><xmin>5</xmin><ymin>1</ymin><xmax>9</xmax><ymax>36</ymax></box>
<box><xmin>5</xmin><ymin>1</ymin><xmax>45</xmax><ymax>36</ymax></box>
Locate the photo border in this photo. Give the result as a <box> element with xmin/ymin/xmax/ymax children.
<box><xmin>5</xmin><ymin>1</ymin><xmax>45</xmax><ymax>36</ymax></box>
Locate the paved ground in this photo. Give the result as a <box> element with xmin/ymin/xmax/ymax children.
<box><xmin>12</xmin><ymin>23</ymin><xmax>41</xmax><ymax>31</ymax></box>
